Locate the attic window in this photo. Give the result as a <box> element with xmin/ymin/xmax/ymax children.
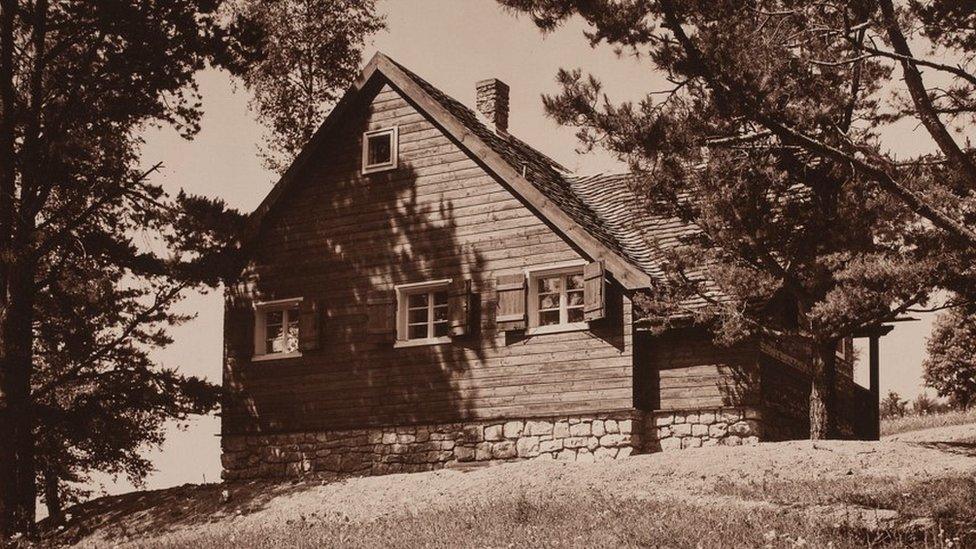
<box><xmin>362</xmin><ymin>126</ymin><xmax>398</xmax><ymax>174</ymax></box>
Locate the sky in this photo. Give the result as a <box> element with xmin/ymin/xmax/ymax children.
<box><xmin>91</xmin><ymin>0</ymin><xmax>940</xmax><ymax>497</ymax></box>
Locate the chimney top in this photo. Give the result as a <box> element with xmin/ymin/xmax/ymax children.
<box><xmin>476</xmin><ymin>78</ymin><xmax>510</xmax><ymax>134</ymax></box>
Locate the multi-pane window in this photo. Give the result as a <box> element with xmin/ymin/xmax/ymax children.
<box><xmin>395</xmin><ymin>279</ymin><xmax>452</xmax><ymax>345</ymax></box>
<box><xmin>531</xmin><ymin>269</ymin><xmax>585</xmax><ymax>328</ymax></box>
<box><xmin>406</xmin><ymin>289</ymin><xmax>449</xmax><ymax>340</ymax></box>
<box><xmin>254</xmin><ymin>299</ymin><xmax>302</xmax><ymax>358</ymax></box>
<box><xmin>362</xmin><ymin>127</ymin><xmax>398</xmax><ymax>174</ymax></box>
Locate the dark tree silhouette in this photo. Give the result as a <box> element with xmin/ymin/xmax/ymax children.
<box><xmin>924</xmin><ymin>306</ymin><xmax>976</xmax><ymax>409</ymax></box>
<box><xmin>499</xmin><ymin>0</ymin><xmax>942</xmax><ymax>439</ymax></box>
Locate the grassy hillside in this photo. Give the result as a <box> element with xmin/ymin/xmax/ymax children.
<box><xmin>881</xmin><ymin>408</ymin><xmax>976</xmax><ymax>437</ymax></box>
<box><xmin>29</xmin><ymin>423</ymin><xmax>976</xmax><ymax>548</ymax></box>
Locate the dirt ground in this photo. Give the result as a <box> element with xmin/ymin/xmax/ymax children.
<box><xmin>43</xmin><ymin>422</ymin><xmax>976</xmax><ymax>547</ymax></box>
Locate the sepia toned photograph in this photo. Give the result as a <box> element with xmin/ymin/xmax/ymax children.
<box><xmin>1</xmin><ymin>1</ymin><xmax>975</xmax><ymax>547</ymax></box>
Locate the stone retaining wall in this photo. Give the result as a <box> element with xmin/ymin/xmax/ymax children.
<box><xmin>643</xmin><ymin>407</ymin><xmax>762</xmax><ymax>451</ymax></box>
<box><xmin>221</xmin><ymin>410</ymin><xmax>642</xmax><ymax>480</ymax></box>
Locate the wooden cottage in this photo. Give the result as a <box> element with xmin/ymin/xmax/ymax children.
<box><xmin>221</xmin><ymin>53</ymin><xmax>875</xmax><ymax>479</ymax></box>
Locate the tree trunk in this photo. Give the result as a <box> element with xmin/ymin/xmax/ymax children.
<box><xmin>43</xmin><ymin>471</ymin><xmax>61</xmax><ymax>525</ymax></box>
<box><xmin>0</xmin><ymin>261</ymin><xmax>37</xmax><ymax>536</ymax></box>
<box><xmin>809</xmin><ymin>341</ymin><xmax>838</xmax><ymax>440</ymax></box>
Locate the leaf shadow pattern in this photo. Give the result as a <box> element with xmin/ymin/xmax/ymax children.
<box><xmin>222</xmin><ymin>81</ymin><xmax>492</xmax><ymax>442</ymax></box>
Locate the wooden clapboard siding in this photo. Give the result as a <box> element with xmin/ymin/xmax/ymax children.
<box><xmin>759</xmin><ymin>337</ymin><xmax>870</xmax><ymax>440</ymax></box>
<box><xmin>224</xmin><ymin>82</ymin><xmax>634</xmax><ymax>435</ymax></box>
<box><xmin>633</xmin><ymin>328</ymin><xmax>760</xmax><ymax>411</ymax></box>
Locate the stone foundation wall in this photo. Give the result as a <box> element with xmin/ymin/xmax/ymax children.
<box><xmin>221</xmin><ymin>410</ymin><xmax>642</xmax><ymax>480</ymax></box>
<box><xmin>643</xmin><ymin>407</ymin><xmax>762</xmax><ymax>451</ymax></box>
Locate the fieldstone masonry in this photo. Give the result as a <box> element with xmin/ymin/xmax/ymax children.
<box><xmin>645</xmin><ymin>407</ymin><xmax>762</xmax><ymax>450</ymax></box>
<box><xmin>221</xmin><ymin>407</ymin><xmax>762</xmax><ymax>480</ymax></box>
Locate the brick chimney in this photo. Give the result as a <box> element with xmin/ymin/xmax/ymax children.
<box><xmin>476</xmin><ymin>78</ymin><xmax>510</xmax><ymax>134</ymax></box>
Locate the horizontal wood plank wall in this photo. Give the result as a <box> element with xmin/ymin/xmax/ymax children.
<box><xmin>223</xmin><ymin>83</ymin><xmax>634</xmax><ymax>434</ymax></box>
<box><xmin>635</xmin><ymin>328</ymin><xmax>760</xmax><ymax>411</ymax></box>
<box><xmin>759</xmin><ymin>338</ymin><xmax>871</xmax><ymax>440</ymax></box>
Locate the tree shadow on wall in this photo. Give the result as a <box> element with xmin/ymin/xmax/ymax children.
<box><xmin>223</xmin><ymin>83</ymin><xmax>494</xmax><ymax>438</ymax></box>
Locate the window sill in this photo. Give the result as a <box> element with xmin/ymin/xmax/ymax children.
<box><xmin>394</xmin><ymin>336</ymin><xmax>452</xmax><ymax>348</ymax></box>
<box><xmin>252</xmin><ymin>351</ymin><xmax>303</xmax><ymax>362</ymax></box>
<box><xmin>525</xmin><ymin>322</ymin><xmax>589</xmax><ymax>336</ymax></box>
<box><xmin>362</xmin><ymin>163</ymin><xmax>397</xmax><ymax>175</ymax></box>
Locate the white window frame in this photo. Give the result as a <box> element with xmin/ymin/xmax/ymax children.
<box><xmin>361</xmin><ymin>126</ymin><xmax>398</xmax><ymax>174</ymax></box>
<box><xmin>525</xmin><ymin>261</ymin><xmax>589</xmax><ymax>336</ymax></box>
<box><xmin>253</xmin><ymin>297</ymin><xmax>303</xmax><ymax>361</ymax></box>
<box><xmin>394</xmin><ymin>279</ymin><xmax>452</xmax><ymax>348</ymax></box>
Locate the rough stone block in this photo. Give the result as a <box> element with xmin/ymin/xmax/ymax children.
<box><xmin>682</xmin><ymin>437</ymin><xmax>702</xmax><ymax>449</ymax></box>
<box><xmin>525</xmin><ymin>420</ymin><xmax>553</xmax><ymax>436</ymax></box>
<box><xmin>569</xmin><ymin>422</ymin><xmax>591</xmax><ymax>437</ymax></box>
<box><xmin>599</xmin><ymin>434</ymin><xmax>628</xmax><ymax>448</ymax></box>
<box><xmin>396</xmin><ymin>434</ymin><xmax>416</xmax><ymax>444</ymax></box>
<box><xmin>484</xmin><ymin>424</ymin><xmax>504</xmax><ymax>441</ymax></box>
<box><xmin>569</xmin><ymin>418</ymin><xmax>581</xmax><ymax>425</ymax></box>
<box><xmin>618</xmin><ymin>419</ymin><xmax>633</xmax><ymax>434</ymax></box>
<box><xmin>605</xmin><ymin>419</ymin><xmax>620</xmax><ymax>433</ymax></box>
<box><xmin>368</xmin><ymin>432</ymin><xmax>384</xmax><ymax>445</ymax></box>
<box><xmin>576</xmin><ymin>449</ymin><xmax>595</xmax><ymax>463</ymax></box>
<box><xmin>556</xmin><ymin>448</ymin><xmax>576</xmax><ymax>461</ymax></box>
<box><xmin>475</xmin><ymin>442</ymin><xmax>492</xmax><ymax>461</ymax></box>
<box><xmin>516</xmin><ymin>436</ymin><xmax>540</xmax><ymax>457</ymax></box>
<box><xmin>698</xmin><ymin>412</ymin><xmax>716</xmax><ymax>425</ymax></box>
<box><xmin>415</xmin><ymin>430</ymin><xmax>431</xmax><ymax>443</ymax></box>
<box><xmin>672</xmin><ymin>423</ymin><xmax>692</xmax><ymax>436</ymax></box>
<box><xmin>702</xmin><ymin>438</ymin><xmax>719</xmax><ymax>447</ymax></box>
<box><xmin>652</xmin><ymin>415</ymin><xmax>672</xmax><ymax>428</ymax></box>
<box><xmin>462</xmin><ymin>425</ymin><xmax>484</xmax><ymax>444</ymax></box>
<box><xmin>564</xmin><ymin>437</ymin><xmax>588</xmax><ymax>449</ymax></box>
<box><xmin>382</xmin><ymin>432</ymin><xmax>397</xmax><ymax>445</ymax></box>
<box><xmin>617</xmin><ymin>447</ymin><xmax>633</xmax><ymax>459</ymax></box>
<box><xmin>586</xmin><ymin>437</ymin><xmax>600</xmax><ymax>451</ymax></box>
<box><xmin>723</xmin><ymin>435</ymin><xmax>742</xmax><ymax>446</ymax></box>
<box><xmin>455</xmin><ymin>445</ymin><xmax>475</xmax><ymax>462</ymax></box>
<box><xmin>691</xmin><ymin>424</ymin><xmax>709</xmax><ymax>437</ymax></box>
<box><xmin>657</xmin><ymin>426</ymin><xmax>672</xmax><ymax>439</ymax></box>
<box><xmin>708</xmin><ymin>423</ymin><xmax>728</xmax><ymax>438</ymax></box>
<box><xmin>492</xmin><ymin>440</ymin><xmax>517</xmax><ymax>459</ymax></box>
<box><xmin>719</xmin><ymin>409</ymin><xmax>742</xmax><ymax>423</ymax></box>
<box><xmin>553</xmin><ymin>421</ymin><xmax>570</xmax><ymax>438</ymax></box>
<box><xmin>742</xmin><ymin>436</ymin><xmax>760</xmax><ymax>446</ymax></box>
<box><xmin>593</xmin><ymin>447</ymin><xmax>617</xmax><ymax>461</ymax></box>
<box><xmin>539</xmin><ymin>438</ymin><xmax>563</xmax><ymax>453</ymax></box>
<box><xmin>503</xmin><ymin>421</ymin><xmax>524</xmax><ymax>439</ymax></box>
<box><xmin>592</xmin><ymin>420</ymin><xmax>606</xmax><ymax>437</ymax></box>
<box><xmin>659</xmin><ymin>437</ymin><xmax>682</xmax><ymax>451</ymax></box>
<box><xmin>729</xmin><ymin>420</ymin><xmax>760</xmax><ymax>437</ymax></box>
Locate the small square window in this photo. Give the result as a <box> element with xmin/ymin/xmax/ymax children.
<box><xmin>362</xmin><ymin>127</ymin><xmax>398</xmax><ymax>174</ymax></box>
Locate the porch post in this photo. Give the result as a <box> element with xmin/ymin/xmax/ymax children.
<box><xmin>869</xmin><ymin>334</ymin><xmax>880</xmax><ymax>440</ymax></box>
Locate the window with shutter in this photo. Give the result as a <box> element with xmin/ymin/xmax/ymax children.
<box><xmin>253</xmin><ymin>297</ymin><xmax>303</xmax><ymax>361</ymax></box>
<box><xmin>522</xmin><ymin>261</ymin><xmax>601</xmax><ymax>335</ymax></box>
<box><xmin>393</xmin><ymin>280</ymin><xmax>455</xmax><ymax>347</ymax></box>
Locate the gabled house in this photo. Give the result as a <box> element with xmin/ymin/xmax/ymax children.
<box><xmin>221</xmin><ymin>53</ymin><xmax>875</xmax><ymax>480</ymax></box>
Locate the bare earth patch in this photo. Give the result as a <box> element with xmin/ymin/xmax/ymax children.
<box><xmin>38</xmin><ymin>423</ymin><xmax>976</xmax><ymax>548</ymax></box>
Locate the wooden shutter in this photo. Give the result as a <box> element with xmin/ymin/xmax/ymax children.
<box><xmin>298</xmin><ymin>299</ymin><xmax>321</xmax><ymax>351</ymax></box>
<box><xmin>366</xmin><ymin>290</ymin><xmax>396</xmax><ymax>340</ymax></box>
<box><xmin>583</xmin><ymin>260</ymin><xmax>606</xmax><ymax>322</ymax></box>
<box><xmin>224</xmin><ymin>302</ymin><xmax>254</xmax><ymax>360</ymax></box>
<box><xmin>495</xmin><ymin>273</ymin><xmax>526</xmax><ymax>331</ymax></box>
<box><xmin>448</xmin><ymin>279</ymin><xmax>473</xmax><ymax>337</ymax></box>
